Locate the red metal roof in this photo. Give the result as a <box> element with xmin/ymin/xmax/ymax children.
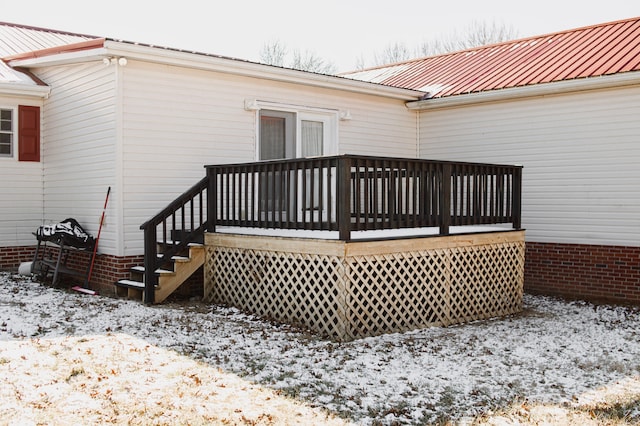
<box><xmin>342</xmin><ymin>17</ymin><xmax>640</xmax><ymax>98</ymax></box>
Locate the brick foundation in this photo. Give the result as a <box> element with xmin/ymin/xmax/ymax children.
<box><xmin>1</xmin><ymin>244</ymin><xmax>202</xmax><ymax>299</ymax></box>
<box><xmin>88</xmin><ymin>253</ymin><xmax>145</xmax><ymax>296</ymax></box>
<box><xmin>525</xmin><ymin>242</ymin><xmax>640</xmax><ymax>304</ymax></box>
<box><xmin>6</xmin><ymin>242</ymin><xmax>638</xmax><ymax>305</ymax></box>
<box><xmin>0</xmin><ymin>245</ymin><xmax>37</xmax><ymax>270</ymax></box>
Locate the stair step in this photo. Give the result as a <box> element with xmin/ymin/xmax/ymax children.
<box><xmin>159</xmin><ymin>240</ymin><xmax>204</xmax><ymax>246</ymax></box>
<box><xmin>131</xmin><ymin>266</ymin><xmax>174</xmax><ymax>275</ymax></box>
<box><xmin>116</xmin><ymin>279</ymin><xmax>145</xmax><ymax>289</ymax></box>
<box><xmin>121</xmin><ymin>231</ymin><xmax>205</xmax><ymax>303</ymax></box>
<box><xmin>157</xmin><ymin>241</ymin><xmax>204</xmax><ymax>248</ymax></box>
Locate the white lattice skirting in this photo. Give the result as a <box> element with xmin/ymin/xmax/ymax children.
<box><xmin>204</xmin><ymin>231</ymin><xmax>525</xmax><ymax>341</ymax></box>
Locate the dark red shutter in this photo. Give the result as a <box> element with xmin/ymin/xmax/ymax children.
<box><xmin>18</xmin><ymin>105</ymin><xmax>40</xmax><ymax>162</ymax></box>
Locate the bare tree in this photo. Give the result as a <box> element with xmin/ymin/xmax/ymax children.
<box><xmin>362</xmin><ymin>20</ymin><xmax>519</xmax><ymax>68</ymax></box>
<box><xmin>353</xmin><ymin>54</ymin><xmax>367</xmax><ymax>71</ymax></box>
<box><xmin>291</xmin><ymin>49</ymin><xmax>337</xmax><ymax>74</ymax></box>
<box><xmin>373</xmin><ymin>42</ymin><xmax>412</xmax><ymax>66</ymax></box>
<box><xmin>418</xmin><ymin>20</ymin><xmax>519</xmax><ymax>57</ymax></box>
<box><xmin>259</xmin><ymin>40</ymin><xmax>336</xmax><ymax>74</ymax></box>
<box><xmin>259</xmin><ymin>40</ymin><xmax>287</xmax><ymax>67</ymax></box>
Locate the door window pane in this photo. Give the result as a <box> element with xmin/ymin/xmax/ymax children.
<box><xmin>301</xmin><ymin>120</ymin><xmax>323</xmax><ymax>157</ymax></box>
<box><xmin>260</xmin><ymin>116</ymin><xmax>285</xmax><ymax>160</ymax></box>
<box><xmin>259</xmin><ymin>110</ymin><xmax>295</xmax><ymax>160</ymax></box>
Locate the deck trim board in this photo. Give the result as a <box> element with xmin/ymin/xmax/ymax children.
<box><xmin>215</xmin><ymin>224</ymin><xmax>514</xmax><ymax>240</ymax></box>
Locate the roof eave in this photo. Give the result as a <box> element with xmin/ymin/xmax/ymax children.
<box><xmin>407</xmin><ymin>71</ymin><xmax>640</xmax><ymax>110</ymax></box>
<box><xmin>7</xmin><ymin>46</ymin><xmax>109</xmax><ymax>68</ymax></box>
<box><xmin>4</xmin><ymin>38</ymin><xmax>107</xmax><ymax>62</ymax></box>
<box><xmin>0</xmin><ymin>82</ymin><xmax>50</xmax><ymax>99</ymax></box>
<box><xmin>8</xmin><ymin>39</ymin><xmax>424</xmax><ymax>101</ymax></box>
<box><xmin>106</xmin><ymin>40</ymin><xmax>426</xmax><ymax>101</ymax></box>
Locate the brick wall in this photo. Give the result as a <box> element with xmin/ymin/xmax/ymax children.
<box><xmin>6</xmin><ymin>242</ymin><xmax>638</xmax><ymax>304</ymax></box>
<box><xmin>0</xmin><ymin>245</ymin><xmax>37</xmax><ymax>270</ymax></box>
<box><xmin>0</xmin><ymin>244</ymin><xmax>141</xmax><ymax>296</ymax></box>
<box><xmin>88</xmin><ymin>253</ymin><xmax>145</xmax><ymax>296</ymax></box>
<box><xmin>525</xmin><ymin>242</ymin><xmax>640</xmax><ymax>304</ymax></box>
<box><xmin>1</xmin><ymin>244</ymin><xmax>202</xmax><ymax>299</ymax></box>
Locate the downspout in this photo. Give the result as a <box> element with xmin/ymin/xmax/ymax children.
<box><xmin>415</xmin><ymin>108</ymin><xmax>420</xmax><ymax>159</ymax></box>
<box><xmin>40</xmin><ymin>100</ymin><xmax>46</xmax><ymax>226</ymax></box>
<box><xmin>114</xmin><ymin>57</ymin><xmax>125</xmax><ymax>257</ymax></box>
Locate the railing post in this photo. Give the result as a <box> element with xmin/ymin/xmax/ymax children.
<box><xmin>207</xmin><ymin>167</ymin><xmax>217</xmax><ymax>233</ymax></box>
<box><xmin>512</xmin><ymin>165</ymin><xmax>522</xmax><ymax>230</ymax></box>
<box><xmin>337</xmin><ymin>156</ymin><xmax>352</xmax><ymax>241</ymax></box>
<box><xmin>440</xmin><ymin>163</ymin><xmax>451</xmax><ymax>236</ymax></box>
<box><xmin>143</xmin><ymin>226</ymin><xmax>157</xmax><ymax>304</ymax></box>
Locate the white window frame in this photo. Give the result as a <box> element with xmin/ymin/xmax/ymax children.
<box><xmin>0</xmin><ymin>107</ymin><xmax>15</xmax><ymax>158</ymax></box>
<box><xmin>248</xmin><ymin>100</ymin><xmax>338</xmax><ymax>161</ymax></box>
<box><xmin>247</xmin><ymin>100</ymin><xmax>339</xmax><ymax>222</ymax></box>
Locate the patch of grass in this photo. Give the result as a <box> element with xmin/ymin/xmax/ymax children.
<box><xmin>66</xmin><ymin>366</ymin><xmax>85</xmax><ymax>382</ymax></box>
<box><xmin>581</xmin><ymin>394</ymin><xmax>640</xmax><ymax>424</ymax></box>
<box><xmin>589</xmin><ymin>399</ymin><xmax>640</xmax><ymax>422</ymax></box>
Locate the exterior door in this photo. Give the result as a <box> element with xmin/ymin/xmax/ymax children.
<box><xmin>258</xmin><ymin>110</ymin><xmax>336</xmax><ymax>222</ymax></box>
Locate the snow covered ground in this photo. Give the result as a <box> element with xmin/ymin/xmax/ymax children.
<box><xmin>1</xmin><ymin>271</ymin><xmax>639</xmax><ymax>425</ymax></box>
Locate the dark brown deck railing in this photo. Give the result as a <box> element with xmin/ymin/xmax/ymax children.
<box><xmin>140</xmin><ymin>156</ymin><xmax>520</xmax><ymax>302</ymax></box>
<box><xmin>205</xmin><ymin>155</ymin><xmax>522</xmax><ymax>241</ymax></box>
<box><xmin>140</xmin><ymin>177</ymin><xmax>208</xmax><ymax>304</ymax></box>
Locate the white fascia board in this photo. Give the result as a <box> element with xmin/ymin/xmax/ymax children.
<box><xmin>0</xmin><ymin>82</ymin><xmax>50</xmax><ymax>99</ymax></box>
<box><xmin>8</xmin><ymin>47</ymin><xmax>110</xmax><ymax>68</ymax></box>
<box><xmin>407</xmin><ymin>71</ymin><xmax>640</xmax><ymax>111</ymax></box>
<box><xmin>101</xmin><ymin>41</ymin><xmax>425</xmax><ymax>101</ymax></box>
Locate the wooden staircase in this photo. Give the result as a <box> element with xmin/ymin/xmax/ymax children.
<box><xmin>115</xmin><ymin>176</ymin><xmax>210</xmax><ymax>304</ymax></box>
<box><xmin>115</xmin><ymin>241</ymin><xmax>204</xmax><ymax>303</ymax></box>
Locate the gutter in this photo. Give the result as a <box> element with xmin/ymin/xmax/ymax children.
<box><xmin>0</xmin><ymin>82</ymin><xmax>50</xmax><ymax>98</ymax></box>
<box><xmin>406</xmin><ymin>71</ymin><xmax>640</xmax><ymax>110</ymax></box>
<box><xmin>9</xmin><ymin>39</ymin><xmax>425</xmax><ymax>101</ymax></box>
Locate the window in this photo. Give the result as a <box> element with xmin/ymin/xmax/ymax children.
<box><xmin>254</xmin><ymin>104</ymin><xmax>338</xmax><ymax>221</ymax></box>
<box><xmin>256</xmin><ymin>106</ymin><xmax>337</xmax><ymax>160</ymax></box>
<box><xmin>259</xmin><ymin>110</ymin><xmax>295</xmax><ymax>160</ymax></box>
<box><xmin>0</xmin><ymin>109</ymin><xmax>13</xmax><ymax>157</ymax></box>
<box><xmin>0</xmin><ymin>105</ymin><xmax>40</xmax><ymax>161</ymax></box>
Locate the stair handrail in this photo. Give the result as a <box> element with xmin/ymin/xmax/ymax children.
<box><xmin>140</xmin><ymin>176</ymin><xmax>209</xmax><ymax>304</ymax></box>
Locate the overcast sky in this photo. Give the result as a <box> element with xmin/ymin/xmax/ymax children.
<box><xmin>4</xmin><ymin>1</ymin><xmax>639</xmax><ymax>72</ymax></box>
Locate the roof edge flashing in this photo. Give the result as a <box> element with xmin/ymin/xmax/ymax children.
<box><xmin>407</xmin><ymin>72</ymin><xmax>640</xmax><ymax>110</ymax></box>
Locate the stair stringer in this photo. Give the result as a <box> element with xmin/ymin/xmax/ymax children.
<box><xmin>153</xmin><ymin>244</ymin><xmax>205</xmax><ymax>303</ymax></box>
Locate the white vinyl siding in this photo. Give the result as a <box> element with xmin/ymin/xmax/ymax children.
<box><xmin>120</xmin><ymin>61</ymin><xmax>416</xmax><ymax>255</ymax></box>
<box><xmin>418</xmin><ymin>85</ymin><xmax>640</xmax><ymax>247</ymax></box>
<box><xmin>37</xmin><ymin>62</ymin><xmax>118</xmax><ymax>253</ymax></box>
<box><xmin>0</xmin><ymin>98</ymin><xmax>42</xmax><ymax>246</ymax></box>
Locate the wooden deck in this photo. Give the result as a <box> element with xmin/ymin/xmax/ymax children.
<box><xmin>139</xmin><ymin>154</ymin><xmax>524</xmax><ymax>332</ymax></box>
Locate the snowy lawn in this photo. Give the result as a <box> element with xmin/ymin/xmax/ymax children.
<box><xmin>1</xmin><ymin>271</ymin><xmax>639</xmax><ymax>425</ymax></box>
